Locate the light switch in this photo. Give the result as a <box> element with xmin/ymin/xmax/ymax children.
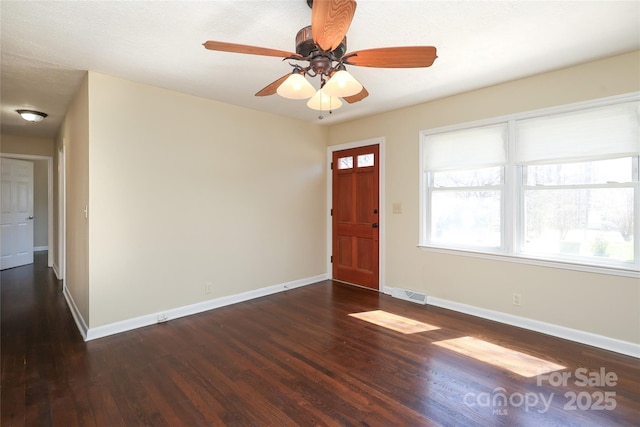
<box><xmin>392</xmin><ymin>203</ymin><xmax>402</xmax><ymax>214</ymax></box>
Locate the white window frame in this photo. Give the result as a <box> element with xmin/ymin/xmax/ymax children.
<box><xmin>419</xmin><ymin>92</ymin><xmax>640</xmax><ymax>278</ymax></box>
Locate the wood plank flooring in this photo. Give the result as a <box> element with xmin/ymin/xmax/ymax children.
<box><xmin>2</xmin><ymin>252</ymin><xmax>639</xmax><ymax>426</ymax></box>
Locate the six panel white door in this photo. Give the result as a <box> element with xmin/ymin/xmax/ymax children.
<box><xmin>1</xmin><ymin>158</ymin><xmax>34</xmax><ymax>270</ymax></box>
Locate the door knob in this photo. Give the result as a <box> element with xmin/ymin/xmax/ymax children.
<box><xmin>28</xmin><ymin>216</ymin><xmax>34</xmax><ymax>220</ymax></box>
<box><xmin>372</xmin><ymin>223</ymin><xmax>378</xmax><ymax>228</ymax></box>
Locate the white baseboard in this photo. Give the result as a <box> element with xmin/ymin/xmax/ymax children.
<box><xmin>427</xmin><ymin>296</ymin><xmax>640</xmax><ymax>359</ymax></box>
<box><xmin>62</xmin><ymin>284</ymin><xmax>88</xmax><ymax>341</ymax></box>
<box><xmin>84</xmin><ymin>273</ymin><xmax>329</xmax><ymax>341</ymax></box>
<box><xmin>34</xmin><ymin>246</ymin><xmax>48</xmax><ymax>252</ymax></box>
<box><xmin>52</xmin><ymin>263</ymin><xmax>61</xmax><ymax>280</ymax></box>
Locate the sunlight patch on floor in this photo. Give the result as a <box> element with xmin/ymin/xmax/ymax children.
<box><xmin>349</xmin><ymin>310</ymin><xmax>440</xmax><ymax>334</ymax></box>
<box><xmin>433</xmin><ymin>336</ymin><xmax>566</xmax><ymax>377</ymax></box>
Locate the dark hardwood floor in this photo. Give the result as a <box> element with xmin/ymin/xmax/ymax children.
<box><xmin>2</xmin><ymin>252</ymin><xmax>639</xmax><ymax>426</ymax></box>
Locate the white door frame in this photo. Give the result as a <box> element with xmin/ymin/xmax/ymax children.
<box><xmin>57</xmin><ymin>146</ymin><xmax>66</xmax><ymax>281</ymax></box>
<box><xmin>327</xmin><ymin>137</ymin><xmax>386</xmax><ymax>292</ymax></box>
<box><xmin>0</xmin><ymin>153</ymin><xmax>54</xmax><ymax>268</ymax></box>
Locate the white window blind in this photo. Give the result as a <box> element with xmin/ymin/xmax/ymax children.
<box><xmin>424</xmin><ymin>124</ymin><xmax>507</xmax><ymax>171</ymax></box>
<box><xmin>515</xmin><ymin>101</ymin><xmax>640</xmax><ymax>165</ymax></box>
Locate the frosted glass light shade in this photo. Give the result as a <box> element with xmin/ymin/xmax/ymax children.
<box><xmin>322</xmin><ymin>70</ymin><xmax>363</xmax><ymax>97</ymax></box>
<box><xmin>306</xmin><ymin>89</ymin><xmax>342</xmax><ymax>111</ymax></box>
<box><xmin>16</xmin><ymin>109</ymin><xmax>47</xmax><ymax>122</ymax></box>
<box><xmin>277</xmin><ymin>73</ymin><xmax>316</xmax><ymax>99</ymax></box>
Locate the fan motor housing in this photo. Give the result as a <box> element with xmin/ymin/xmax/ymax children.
<box><xmin>295</xmin><ymin>25</ymin><xmax>346</xmax><ymax>58</ymax></box>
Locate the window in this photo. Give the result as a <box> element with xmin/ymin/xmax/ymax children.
<box><xmin>420</xmin><ymin>95</ymin><xmax>640</xmax><ymax>274</ymax></box>
<box><xmin>521</xmin><ymin>158</ymin><xmax>636</xmax><ymax>263</ymax></box>
<box><xmin>424</xmin><ymin>124</ymin><xmax>507</xmax><ymax>251</ymax></box>
<box><xmin>431</xmin><ymin>167</ymin><xmax>503</xmax><ymax>249</ymax></box>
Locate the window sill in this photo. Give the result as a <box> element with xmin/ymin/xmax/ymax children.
<box><xmin>417</xmin><ymin>244</ymin><xmax>639</xmax><ymax>279</ymax></box>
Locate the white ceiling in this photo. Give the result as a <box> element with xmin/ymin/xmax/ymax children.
<box><xmin>2</xmin><ymin>0</ymin><xmax>639</xmax><ymax>139</ymax></box>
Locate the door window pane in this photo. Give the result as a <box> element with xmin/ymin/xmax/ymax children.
<box><xmin>338</xmin><ymin>156</ymin><xmax>353</xmax><ymax>169</ymax></box>
<box><xmin>357</xmin><ymin>154</ymin><xmax>374</xmax><ymax>167</ymax></box>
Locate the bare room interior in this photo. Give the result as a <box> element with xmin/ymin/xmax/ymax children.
<box><xmin>1</xmin><ymin>1</ymin><xmax>639</xmax><ymax>425</ymax></box>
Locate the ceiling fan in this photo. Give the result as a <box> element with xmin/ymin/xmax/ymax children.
<box><xmin>203</xmin><ymin>0</ymin><xmax>437</xmax><ymax>113</ymax></box>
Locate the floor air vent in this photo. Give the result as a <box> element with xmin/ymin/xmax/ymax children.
<box><xmin>391</xmin><ymin>288</ymin><xmax>428</xmax><ymax>305</ymax></box>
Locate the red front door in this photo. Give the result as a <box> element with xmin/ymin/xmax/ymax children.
<box><xmin>332</xmin><ymin>144</ymin><xmax>380</xmax><ymax>290</ymax></box>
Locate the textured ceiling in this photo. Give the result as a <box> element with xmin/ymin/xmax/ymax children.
<box><xmin>2</xmin><ymin>0</ymin><xmax>639</xmax><ymax>139</ymax></box>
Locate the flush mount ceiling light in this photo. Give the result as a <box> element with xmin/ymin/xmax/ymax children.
<box><xmin>203</xmin><ymin>0</ymin><xmax>437</xmax><ymax>117</ymax></box>
<box><xmin>17</xmin><ymin>109</ymin><xmax>48</xmax><ymax>123</ymax></box>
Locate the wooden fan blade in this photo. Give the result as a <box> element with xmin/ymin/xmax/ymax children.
<box><xmin>345</xmin><ymin>46</ymin><xmax>437</xmax><ymax>68</ymax></box>
<box><xmin>311</xmin><ymin>0</ymin><xmax>357</xmax><ymax>52</ymax></box>
<box><xmin>255</xmin><ymin>74</ymin><xmax>291</xmax><ymax>97</ymax></box>
<box><xmin>343</xmin><ymin>86</ymin><xmax>368</xmax><ymax>104</ymax></box>
<box><xmin>203</xmin><ymin>41</ymin><xmax>299</xmax><ymax>59</ymax></box>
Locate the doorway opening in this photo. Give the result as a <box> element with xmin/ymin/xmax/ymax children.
<box><xmin>0</xmin><ymin>154</ymin><xmax>54</xmax><ymax>270</ymax></box>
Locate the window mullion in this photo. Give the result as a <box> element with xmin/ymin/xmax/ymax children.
<box><xmin>634</xmin><ymin>158</ymin><xmax>640</xmax><ymax>269</ymax></box>
<box><xmin>524</xmin><ymin>183</ymin><xmax>635</xmax><ymax>190</ymax></box>
<box><xmin>635</xmin><ymin>157</ymin><xmax>640</xmax><ymax>269</ymax></box>
<box><xmin>423</xmin><ymin>170</ymin><xmax>432</xmax><ymax>245</ymax></box>
<box><xmin>431</xmin><ymin>185</ymin><xmax>502</xmax><ymax>192</ymax></box>
<box><xmin>505</xmin><ymin>119</ymin><xmax>518</xmax><ymax>255</ymax></box>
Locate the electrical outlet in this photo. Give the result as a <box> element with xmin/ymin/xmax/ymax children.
<box><xmin>205</xmin><ymin>281</ymin><xmax>213</xmax><ymax>294</ymax></box>
<box><xmin>157</xmin><ymin>313</ymin><xmax>169</xmax><ymax>322</ymax></box>
<box><xmin>392</xmin><ymin>202</ymin><xmax>403</xmax><ymax>214</ymax></box>
<box><xmin>512</xmin><ymin>293</ymin><xmax>522</xmax><ymax>306</ymax></box>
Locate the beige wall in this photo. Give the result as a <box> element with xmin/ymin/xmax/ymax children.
<box><xmin>86</xmin><ymin>72</ymin><xmax>327</xmax><ymax>328</ymax></box>
<box><xmin>57</xmin><ymin>74</ymin><xmax>90</xmax><ymax>323</ymax></box>
<box><xmin>1</xmin><ymin>135</ymin><xmax>53</xmax><ymax>250</ymax></box>
<box><xmin>1</xmin><ymin>134</ymin><xmax>54</xmax><ymax>157</ymax></box>
<box><xmin>327</xmin><ymin>51</ymin><xmax>640</xmax><ymax>344</ymax></box>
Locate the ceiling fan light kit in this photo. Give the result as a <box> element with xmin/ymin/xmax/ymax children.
<box><xmin>203</xmin><ymin>0</ymin><xmax>437</xmax><ymax>116</ymax></box>
<box><xmin>322</xmin><ymin>68</ymin><xmax>363</xmax><ymax>98</ymax></box>
<box><xmin>306</xmin><ymin>89</ymin><xmax>342</xmax><ymax>111</ymax></box>
<box><xmin>277</xmin><ymin>69</ymin><xmax>317</xmax><ymax>99</ymax></box>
